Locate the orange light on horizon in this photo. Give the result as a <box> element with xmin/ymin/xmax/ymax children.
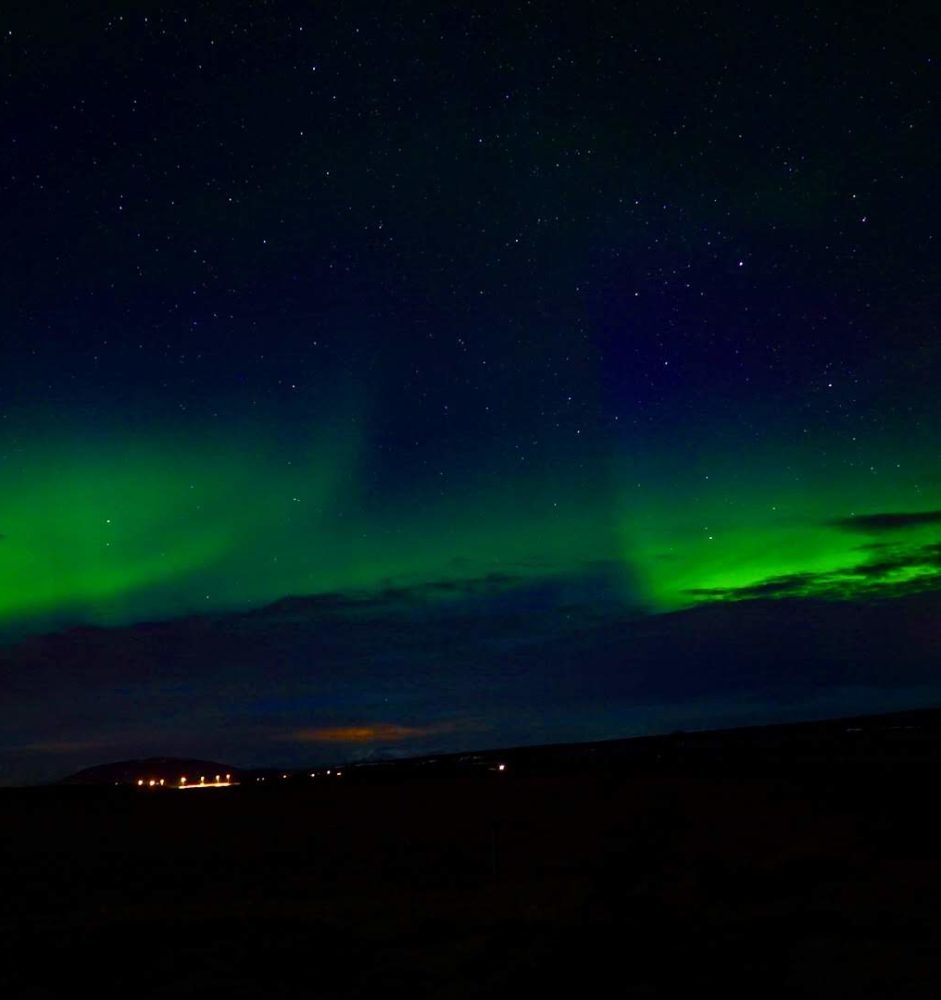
<box><xmin>289</xmin><ymin>720</ymin><xmax>466</xmax><ymax>743</ymax></box>
<box><xmin>137</xmin><ymin>779</ymin><xmax>144</xmax><ymax>786</ymax></box>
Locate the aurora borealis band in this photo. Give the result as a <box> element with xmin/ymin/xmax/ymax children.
<box><xmin>3</xmin><ymin>420</ymin><xmax>941</xmax><ymax>634</ymax></box>
<box><xmin>2</xmin><ymin>3</ymin><xmax>939</xmax><ymax>782</ymax></box>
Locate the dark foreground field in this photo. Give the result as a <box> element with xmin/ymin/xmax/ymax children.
<box><xmin>3</xmin><ymin>761</ymin><xmax>941</xmax><ymax>998</ymax></box>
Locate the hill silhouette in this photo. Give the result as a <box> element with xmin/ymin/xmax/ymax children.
<box><xmin>62</xmin><ymin>756</ymin><xmax>238</xmax><ymax>786</ymax></box>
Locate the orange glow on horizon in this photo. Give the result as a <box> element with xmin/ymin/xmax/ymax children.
<box><xmin>289</xmin><ymin>721</ymin><xmax>466</xmax><ymax>744</ymax></box>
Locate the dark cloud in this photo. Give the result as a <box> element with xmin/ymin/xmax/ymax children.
<box><xmin>21</xmin><ymin>738</ymin><xmax>113</xmax><ymax>754</ymax></box>
<box><xmin>829</xmin><ymin>510</ymin><xmax>941</xmax><ymax>533</ymax></box>
<box><xmin>688</xmin><ymin>573</ymin><xmax>819</xmax><ymax>600</ymax></box>
<box><xmin>245</xmin><ymin>571</ymin><xmax>530</xmax><ymax>619</ymax></box>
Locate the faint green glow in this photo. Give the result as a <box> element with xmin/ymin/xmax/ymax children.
<box><xmin>0</xmin><ymin>427</ymin><xmax>360</xmax><ymax>629</ymax></box>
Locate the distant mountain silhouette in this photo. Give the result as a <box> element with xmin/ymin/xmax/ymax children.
<box><xmin>352</xmin><ymin>746</ymin><xmax>412</xmax><ymax>763</ymax></box>
<box><xmin>62</xmin><ymin>756</ymin><xmax>239</xmax><ymax>785</ymax></box>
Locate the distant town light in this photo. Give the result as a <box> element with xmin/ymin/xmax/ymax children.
<box><xmin>200</xmin><ymin>776</ymin><xmax>205</xmax><ymax>783</ymax></box>
<box><xmin>137</xmin><ymin>779</ymin><xmax>144</xmax><ymax>786</ymax></box>
<box><xmin>149</xmin><ymin>779</ymin><xmax>156</xmax><ymax>787</ymax></box>
<box><xmin>498</xmin><ymin>763</ymin><xmax>506</xmax><ymax>772</ymax></box>
<box><xmin>180</xmin><ymin>776</ymin><xmax>187</xmax><ymax>784</ymax></box>
<box><xmin>159</xmin><ymin>779</ymin><xmax>165</xmax><ymax>786</ymax></box>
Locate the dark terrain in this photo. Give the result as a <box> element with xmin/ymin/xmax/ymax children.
<box><xmin>4</xmin><ymin>715</ymin><xmax>941</xmax><ymax>997</ymax></box>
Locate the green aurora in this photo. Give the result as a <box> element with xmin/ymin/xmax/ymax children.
<box><xmin>2</xmin><ymin>420</ymin><xmax>940</xmax><ymax>636</ymax></box>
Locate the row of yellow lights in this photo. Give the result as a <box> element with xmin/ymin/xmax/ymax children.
<box><xmin>255</xmin><ymin>769</ymin><xmax>343</xmax><ymax>782</ymax></box>
<box><xmin>257</xmin><ymin>764</ymin><xmax>507</xmax><ymax>779</ymax></box>
<box><xmin>136</xmin><ymin>773</ymin><xmax>233</xmax><ymax>788</ymax></box>
<box><xmin>136</xmin><ymin>764</ymin><xmax>507</xmax><ymax>788</ymax></box>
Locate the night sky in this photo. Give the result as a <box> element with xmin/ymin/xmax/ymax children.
<box><xmin>2</xmin><ymin>3</ymin><xmax>939</xmax><ymax>783</ymax></box>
